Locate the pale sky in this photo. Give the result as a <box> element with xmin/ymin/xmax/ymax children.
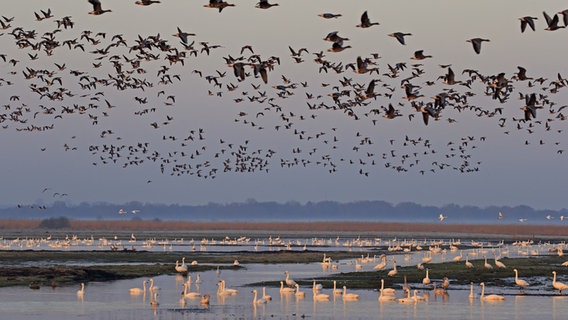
<box><xmin>0</xmin><ymin>0</ymin><xmax>567</xmax><ymax>210</ymax></box>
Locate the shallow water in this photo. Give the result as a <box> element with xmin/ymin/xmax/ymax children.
<box><xmin>1</xmin><ymin>234</ymin><xmax>567</xmax><ymax>319</ymax></box>
<box><xmin>1</xmin><ymin>278</ymin><xmax>567</xmax><ymax>320</ymax></box>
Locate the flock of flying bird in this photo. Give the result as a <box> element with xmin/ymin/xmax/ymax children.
<box><xmin>1</xmin><ymin>1</ymin><xmax>567</xmax><ymax>192</ymax></box>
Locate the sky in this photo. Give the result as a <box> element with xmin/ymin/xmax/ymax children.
<box><xmin>0</xmin><ymin>0</ymin><xmax>567</xmax><ymax>210</ymax></box>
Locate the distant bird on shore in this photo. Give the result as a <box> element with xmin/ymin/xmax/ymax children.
<box><xmin>439</xmin><ymin>213</ymin><xmax>447</xmax><ymax>221</ymax></box>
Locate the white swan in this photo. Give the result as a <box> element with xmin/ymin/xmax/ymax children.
<box><xmin>200</xmin><ymin>293</ymin><xmax>210</xmax><ymax>305</ymax></box>
<box><xmin>552</xmin><ymin>271</ymin><xmax>568</xmax><ymax>293</ymax></box>
<box><xmin>218</xmin><ymin>280</ymin><xmax>238</xmax><ymax>295</ymax></box>
<box><xmin>452</xmin><ymin>250</ymin><xmax>463</xmax><ymax>261</ymax></box>
<box><xmin>150</xmin><ymin>291</ymin><xmax>159</xmax><ymax>307</ymax></box>
<box><xmin>483</xmin><ymin>256</ymin><xmax>493</xmax><ymax>270</ymax></box>
<box><xmin>378</xmin><ymin>289</ymin><xmax>396</xmax><ymax>302</ymax></box>
<box><xmin>312</xmin><ymin>282</ymin><xmax>330</xmax><ymax>301</ymax></box>
<box><xmin>332</xmin><ymin>280</ymin><xmax>343</xmax><ymax>295</ymax></box>
<box><xmin>262</xmin><ymin>287</ymin><xmax>272</xmax><ymax>301</ymax></box>
<box><xmin>373</xmin><ymin>254</ymin><xmax>387</xmax><ymax>270</ymax></box>
<box><xmin>342</xmin><ymin>286</ymin><xmax>359</xmax><ymax>301</ymax></box>
<box><xmin>148</xmin><ymin>278</ymin><xmax>160</xmax><ymax>293</ymax></box>
<box><xmin>312</xmin><ymin>280</ymin><xmax>322</xmax><ymax>292</ymax></box>
<box><xmin>183</xmin><ymin>283</ymin><xmax>201</xmax><ymax>299</ymax></box>
<box><xmin>387</xmin><ymin>260</ymin><xmax>398</xmax><ymax>277</ymax></box>
<box><xmin>432</xmin><ymin>282</ymin><xmax>446</xmax><ymax>295</ymax></box>
<box><xmin>380</xmin><ymin>279</ymin><xmax>396</xmax><ymax>296</ymax></box>
<box><xmin>284</xmin><ymin>271</ymin><xmax>297</xmax><ymax>287</ymax></box>
<box><xmin>480</xmin><ymin>282</ymin><xmax>505</xmax><ymax>301</ymax></box>
<box><xmin>494</xmin><ymin>257</ymin><xmax>506</xmax><ymax>269</ymax></box>
<box><xmin>397</xmin><ymin>289</ymin><xmax>415</xmax><ymax>303</ymax></box>
<box><xmin>295</xmin><ymin>284</ymin><xmax>305</xmax><ymax>298</ymax></box>
<box><xmin>465</xmin><ymin>254</ymin><xmax>474</xmax><ymax>269</ymax></box>
<box><xmin>175</xmin><ymin>257</ymin><xmax>188</xmax><ymax>273</ymax></box>
<box><xmin>77</xmin><ymin>283</ymin><xmax>85</xmax><ymax>298</ymax></box>
<box><xmin>280</xmin><ymin>281</ymin><xmax>295</xmax><ymax>294</ymax></box>
<box><xmin>442</xmin><ymin>277</ymin><xmax>450</xmax><ymax>290</ymax></box>
<box><xmin>252</xmin><ymin>289</ymin><xmax>267</xmax><ymax>304</ymax></box>
<box><xmin>513</xmin><ymin>269</ymin><xmax>529</xmax><ymax>291</ymax></box>
<box><xmin>422</xmin><ymin>268</ymin><xmax>431</xmax><ymax>285</ymax></box>
<box><xmin>412</xmin><ymin>289</ymin><xmax>425</xmax><ymax>302</ymax></box>
<box><xmin>129</xmin><ymin>280</ymin><xmax>147</xmax><ymax>295</ymax></box>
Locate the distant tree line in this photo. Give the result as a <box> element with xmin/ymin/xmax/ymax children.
<box><xmin>2</xmin><ymin>200</ymin><xmax>566</xmax><ymax>224</ymax></box>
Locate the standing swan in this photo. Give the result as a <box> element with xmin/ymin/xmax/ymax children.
<box><xmin>483</xmin><ymin>256</ymin><xmax>493</xmax><ymax>270</ymax></box>
<box><xmin>513</xmin><ymin>269</ymin><xmax>529</xmax><ymax>292</ymax></box>
<box><xmin>422</xmin><ymin>268</ymin><xmax>431</xmax><ymax>285</ymax></box>
<box><xmin>480</xmin><ymin>282</ymin><xmax>505</xmax><ymax>301</ymax></box>
<box><xmin>374</xmin><ymin>254</ymin><xmax>387</xmax><ymax>270</ymax></box>
<box><xmin>387</xmin><ymin>260</ymin><xmax>398</xmax><ymax>277</ymax></box>
<box><xmin>77</xmin><ymin>283</ymin><xmax>85</xmax><ymax>299</ymax></box>
<box><xmin>552</xmin><ymin>271</ymin><xmax>568</xmax><ymax>294</ymax></box>
<box><xmin>175</xmin><ymin>257</ymin><xmax>188</xmax><ymax>273</ymax></box>
<box><xmin>284</xmin><ymin>271</ymin><xmax>297</xmax><ymax>287</ymax></box>
<box><xmin>465</xmin><ymin>255</ymin><xmax>474</xmax><ymax>269</ymax></box>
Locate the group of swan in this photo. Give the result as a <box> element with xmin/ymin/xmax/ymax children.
<box><xmin>397</xmin><ymin>289</ymin><xmax>425</xmax><ymax>304</ymax></box>
<box><xmin>175</xmin><ymin>257</ymin><xmax>188</xmax><ymax>273</ymax></box>
<box><xmin>217</xmin><ymin>279</ymin><xmax>238</xmax><ymax>296</ymax></box>
<box><xmin>312</xmin><ymin>281</ymin><xmax>330</xmax><ymax>301</ymax></box>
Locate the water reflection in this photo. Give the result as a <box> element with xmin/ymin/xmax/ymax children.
<box><xmin>1</xmin><ymin>234</ymin><xmax>568</xmax><ymax>319</ymax></box>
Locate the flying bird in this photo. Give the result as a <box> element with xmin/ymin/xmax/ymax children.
<box><xmin>467</xmin><ymin>38</ymin><xmax>490</xmax><ymax>54</ymax></box>
<box><xmin>135</xmin><ymin>0</ymin><xmax>161</xmax><ymax>5</ymax></box>
<box><xmin>519</xmin><ymin>16</ymin><xmax>537</xmax><ymax>32</ymax></box>
<box><xmin>204</xmin><ymin>0</ymin><xmax>235</xmax><ymax>13</ymax></box>
<box><xmin>87</xmin><ymin>0</ymin><xmax>112</xmax><ymax>15</ymax></box>
<box><xmin>388</xmin><ymin>32</ymin><xmax>412</xmax><ymax>45</ymax></box>
<box><xmin>356</xmin><ymin>11</ymin><xmax>379</xmax><ymax>28</ymax></box>
<box><xmin>318</xmin><ymin>13</ymin><xmax>342</xmax><ymax>19</ymax></box>
<box><xmin>411</xmin><ymin>50</ymin><xmax>432</xmax><ymax>60</ymax></box>
<box><xmin>255</xmin><ymin>0</ymin><xmax>279</xmax><ymax>9</ymax></box>
<box><xmin>543</xmin><ymin>11</ymin><xmax>565</xmax><ymax>31</ymax></box>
